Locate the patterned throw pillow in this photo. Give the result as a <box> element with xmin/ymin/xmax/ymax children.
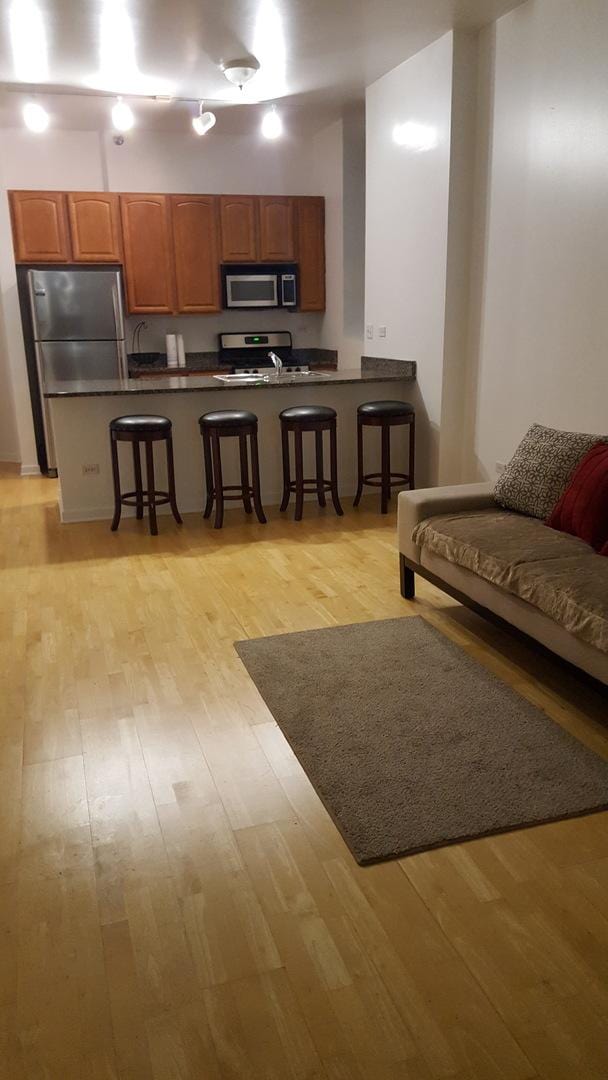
<box><xmin>494</xmin><ymin>423</ymin><xmax>608</xmax><ymax>520</ymax></box>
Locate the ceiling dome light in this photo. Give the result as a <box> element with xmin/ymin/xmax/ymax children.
<box><xmin>192</xmin><ymin>102</ymin><xmax>216</xmax><ymax>136</ymax></box>
<box><xmin>23</xmin><ymin>101</ymin><xmax>49</xmax><ymax>133</ymax></box>
<box><xmin>261</xmin><ymin>106</ymin><xmax>282</xmax><ymax>140</ymax></box>
<box><xmin>222</xmin><ymin>58</ymin><xmax>260</xmax><ymax>90</ymax></box>
<box><xmin>111</xmin><ymin>97</ymin><xmax>134</xmax><ymax>132</ymax></box>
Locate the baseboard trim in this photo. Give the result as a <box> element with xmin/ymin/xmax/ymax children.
<box><xmin>0</xmin><ymin>452</ymin><xmax>21</xmax><ymax>464</ymax></box>
<box><xmin>20</xmin><ymin>463</ymin><xmax>41</xmax><ymax>476</ymax></box>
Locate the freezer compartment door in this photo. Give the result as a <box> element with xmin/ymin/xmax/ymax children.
<box><xmin>36</xmin><ymin>340</ymin><xmax>126</xmax><ymax>382</ymax></box>
<box><xmin>28</xmin><ymin>269</ymin><xmax>124</xmax><ymax>341</ymax></box>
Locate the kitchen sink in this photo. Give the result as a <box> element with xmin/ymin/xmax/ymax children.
<box><xmin>213</xmin><ymin>370</ymin><xmax>331</xmax><ymax>384</ymax></box>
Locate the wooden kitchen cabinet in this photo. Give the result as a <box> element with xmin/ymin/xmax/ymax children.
<box><xmin>258</xmin><ymin>196</ymin><xmax>295</xmax><ymax>261</ymax></box>
<box><xmin>220</xmin><ymin>195</ymin><xmax>257</xmax><ymax>261</ymax></box>
<box><xmin>120</xmin><ymin>194</ymin><xmax>175</xmax><ymax>313</ymax></box>
<box><xmin>171</xmin><ymin>195</ymin><xmax>221</xmax><ymax>313</ymax></box>
<box><xmin>9</xmin><ymin>190</ymin><xmax>71</xmax><ymax>262</ymax></box>
<box><xmin>295</xmin><ymin>197</ymin><xmax>325</xmax><ymax>311</ymax></box>
<box><xmin>67</xmin><ymin>192</ymin><xmax>122</xmax><ymax>262</ymax></box>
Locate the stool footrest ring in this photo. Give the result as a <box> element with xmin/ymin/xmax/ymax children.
<box><xmin>360</xmin><ymin>472</ymin><xmax>410</xmax><ymax>489</ymax></box>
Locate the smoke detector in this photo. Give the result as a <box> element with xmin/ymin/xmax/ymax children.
<box><xmin>222</xmin><ymin>58</ymin><xmax>260</xmax><ymax>90</ymax></box>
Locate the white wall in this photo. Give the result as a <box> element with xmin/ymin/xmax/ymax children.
<box><xmin>0</xmin><ymin>123</ymin><xmax>359</xmax><ymax>468</ymax></box>
<box><xmin>365</xmin><ymin>33</ymin><xmax>455</xmax><ymax>486</ymax></box>
<box><xmin>464</xmin><ymin>0</ymin><xmax>608</xmax><ymax>478</ymax></box>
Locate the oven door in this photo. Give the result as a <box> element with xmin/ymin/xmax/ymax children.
<box><xmin>225</xmin><ymin>274</ymin><xmax>278</xmax><ymax>308</ymax></box>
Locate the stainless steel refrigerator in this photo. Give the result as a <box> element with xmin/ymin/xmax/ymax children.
<box><xmin>27</xmin><ymin>268</ymin><xmax>127</xmax><ymax>474</ymax></box>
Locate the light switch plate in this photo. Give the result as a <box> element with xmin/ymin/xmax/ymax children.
<box><xmin>366</xmin><ymin>324</ymin><xmax>374</xmax><ymax>340</ymax></box>
<box><xmin>378</xmin><ymin>326</ymin><xmax>387</xmax><ymax>338</ymax></box>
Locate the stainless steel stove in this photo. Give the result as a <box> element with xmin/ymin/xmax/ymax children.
<box><xmin>218</xmin><ymin>331</ymin><xmax>309</xmax><ymax>375</ymax></box>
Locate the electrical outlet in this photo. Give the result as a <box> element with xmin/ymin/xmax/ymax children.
<box><xmin>82</xmin><ymin>463</ymin><xmax>100</xmax><ymax>476</ymax></box>
<box><xmin>495</xmin><ymin>461</ymin><xmax>507</xmax><ymax>474</ymax></box>
<box><xmin>378</xmin><ymin>325</ymin><xmax>387</xmax><ymax>338</ymax></box>
<box><xmin>366</xmin><ymin>324</ymin><xmax>374</xmax><ymax>340</ymax></box>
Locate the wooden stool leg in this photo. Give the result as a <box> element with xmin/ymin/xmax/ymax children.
<box><xmin>132</xmin><ymin>440</ymin><xmax>144</xmax><ymax>519</ymax></box>
<box><xmin>381</xmin><ymin>422</ymin><xmax>390</xmax><ymax>514</ymax></box>
<box><xmin>211</xmin><ymin>431</ymin><xmax>224</xmax><ymax>529</ymax></box>
<box><xmin>144</xmin><ymin>438</ymin><xmax>158</xmax><ymax>536</ymax></box>
<box><xmin>408</xmin><ymin>416</ymin><xmax>416</xmax><ymax>490</ymax></box>
<box><xmin>239</xmin><ymin>433</ymin><xmax>252</xmax><ymax>514</ymax></box>
<box><xmin>294</xmin><ymin>428</ymin><xmax>304</xmax><ymax>521</ymax></box>
<box><xmin>329</xmin><ymin>422</ymin><xmax>344</xmax><ymax>517</ymax></box>
<box><xmin>315</xmin><ymin>429</ymin><xmax>326</xmax><ymax>508</ymax></box>
<box><xmin>353</xmin><ymin>419</ymin><xmax>364</xmax><ymax>507</ymax></box>
<box><xmin>249</xmin><ymin>428</ymin><xmax>267</xmax><ymax>525</ymax></box>
<box><xmin>110</xmin><ymin>435</ymin><xmax>122</xmax><ymax>531</ymax></box>
<box><xmin>280</xmin><ymin>423</ymin><xmax>291</xmax><ymax>512</ymax></box>
<box><xmin>202</xmin><ymin>429</ymin><xmax>214</xmax><ymax>518</ymax></box>
<box><xmin>166</xmin><ymin>435</ymin><xmax>183</xmax><ymax>525</ymax></box>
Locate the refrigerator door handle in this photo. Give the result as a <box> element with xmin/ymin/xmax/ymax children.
<box><xmin>112</xmin><ymin>278</ymin><xmax>125</xmax><ymax>340</ymax></box>
<box><xmin>34</xmin><ymin>343</ymin><xmax>57</xmax><ymax>473</ymax></box>
<box><xmin>117</xmin><ymin>339</ymin><xmax>128</xmax><ymax>380</ymax></box>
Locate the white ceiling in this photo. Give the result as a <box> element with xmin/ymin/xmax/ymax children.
<box><xmin>0</xmin><ymin>0</ymin><xmax>523</xmax><ymax>133</ymax></box>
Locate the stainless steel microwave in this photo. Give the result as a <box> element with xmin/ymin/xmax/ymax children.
<box><xmin>223</xmin><ymin>266</ymin><xmax>297</xmax><ymax>309</ymax></box>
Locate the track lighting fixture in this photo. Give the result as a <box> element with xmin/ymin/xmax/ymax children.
<box><xmin>111</xmin><ymin>96</ymin><xmax>134</xmax><ymax>132</ymax></box>
<box><xmin>23</xmin><ymin>101</ymin><xmax>49</xmax><ymax>132</ymax></box>
<box><xmin>192</xmin><ymin>102</ymin><xmax>216</xmax><ymax>136</ymax></box>
<box><xmin>261</xmin><ymin>106</ymin><xmax>282</xmax><ymax>140</ymax></box>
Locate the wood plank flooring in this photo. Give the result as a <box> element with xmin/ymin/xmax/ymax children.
<box><xmin>0</xmin><ymin>463</ymin><xmax>607</xmax><ymax>1079</ymax></box>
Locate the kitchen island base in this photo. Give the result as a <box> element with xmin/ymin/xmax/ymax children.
<box><xmin>48</xmin><ymin>372</ymin><xmax>416</xmax><ymax>523</ymax></box>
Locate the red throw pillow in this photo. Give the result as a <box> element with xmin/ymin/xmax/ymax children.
<box><xmin>547</xmin><ymin>442</ymin><xmax>608</xmax><ymax>553</ymax></box>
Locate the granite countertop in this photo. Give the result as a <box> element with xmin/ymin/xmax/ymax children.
<box><xmin>45</xmin><ymin>364</ymin><xmax>416</xmax><ymax>399</ymax></box>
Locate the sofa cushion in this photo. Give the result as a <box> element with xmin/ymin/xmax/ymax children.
<box><xmin>547</xmin><ymin>443</ymin><xmax>608</xmax><ymax>553</ymax></box>
<box><xmin>412</xmin><ymin>510</ymin><xmax>608</xmax><ymax>653</ymax></box>
<box><xmin>493</xmin><ymin>423</ymin><xmax>607</xmax><ymax>520</ymax></box>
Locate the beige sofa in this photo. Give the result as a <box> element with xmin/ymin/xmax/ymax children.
<box><xmin>398</xmin><ymin>483</ymin><xmax>608</xmax><ymax>687</ymax></box>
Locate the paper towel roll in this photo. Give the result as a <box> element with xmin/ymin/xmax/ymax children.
<box><xmin>176</xmin><ymin>334</ymin><xmax>186</xmax><ymax>368</ymax></box>
<box><xmin>165</xmin><ymin>333</ymin><xmax>178</xmax><ymax>367</ymax></box>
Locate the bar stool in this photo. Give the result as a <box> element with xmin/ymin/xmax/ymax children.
<box><xmin>110</xmin><ymin>414</ymin><xmax>182</xmax><ymax>536</ymax></box>
<box><xmin>199</xmin><ymin>409</ymin><xmax>266</xmax><ymax>529</ymax></box>
<box><xmin>279</xmin><ymin>405</ymin><xmax>344</xmax><ymax>521</ymax></box>
<box><xmin>353</xmin><ymin>400</ymin><xmax>415</xmax><ymax>514</ymax></box>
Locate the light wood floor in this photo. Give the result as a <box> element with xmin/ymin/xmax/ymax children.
<box><xmin>1</xmin><ymin>463</ymin><xmax>607</xmax><ymax>1080</ymax></box>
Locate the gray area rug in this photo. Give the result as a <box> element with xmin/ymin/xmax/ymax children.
<box><xmin>235</xmin><ymin>617</ymin><xmax>608</xmax><ymax>864</ymax></box>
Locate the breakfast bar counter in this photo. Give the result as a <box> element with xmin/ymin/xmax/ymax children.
<box><xmin>45</xmin><ymin>364</ymin><xmax>417</xmax><ymax>522</ymax></box>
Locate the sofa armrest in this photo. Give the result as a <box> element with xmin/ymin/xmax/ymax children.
<box><xmin>398</xmin><ymin>482</ymin><xmax>495</xmax><ymax>562</ymax></box>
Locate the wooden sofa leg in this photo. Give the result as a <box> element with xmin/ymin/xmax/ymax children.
<box><xmin>400</xmin><ymin>554</ymin><xmax>415</xmax><ymax>599</ymax></box>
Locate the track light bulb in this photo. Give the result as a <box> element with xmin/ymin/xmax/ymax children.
<box><xmin>261</xmin><ymin>106</ymin><xmax>282</xmax><ymax>140</ymax></box>
<box><xmin>23</xmin><ymin>102</ymin><xmax>49</xmax><ymax>133</ymax></box>
<box><xmin>112</xmin><ymin>97</ymin><xmax>134</xmax><ymax>132</ymax></box>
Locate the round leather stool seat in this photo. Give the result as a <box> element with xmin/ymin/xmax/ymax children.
<box><xmin>199</xmin><ymin>410</ymin><xmax>257</xmax><ymax>428</ymax></box>
<box><xmin>110</xmin><ymin>414</ymin><xmax>171</xmax><ymax>434</ymax></box>
<box><xmin>280</xmin><ymin>405</ymin><xmax>337</xmax><ymax>423</ymax></box>
<box><xmin>357</xmin><ymin>400</ymin><xmax>414</xmax><ymax>418</ymax></box>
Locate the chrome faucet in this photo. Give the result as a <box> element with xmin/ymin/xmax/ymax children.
<box><xmin>268</xmin><ymin>350</ymin><xmax>283</xmax><ymax>376</ymax></box>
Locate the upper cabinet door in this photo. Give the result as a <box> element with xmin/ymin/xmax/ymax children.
<box><xmin>220</xmin><ymin>195</ymin><xmax>257</xmax><ymax>261</ymax></box>
<box><xmin>9</xmin><ymin>191</ymin><xmax>71</xmax><ymax>263</ymax></box>
<box><xmin>295</xmin><ymin>197</ymin><xmax>325</xmax><ymax>311</ymax></box>
<box><xmin>171</xmin><ymin>196</ymin><xmax>221</xmax><ymax>313</ymax></box>
<box><xmin>258</xmin><ymin>196</ymin><xmax>295</xmax><ymax>262</ymax></box>
<box><xmin>120</xmin><ymin>194</ymin><xmax>175</xmax><ymax>314</ymax></box>
<box><xmin>67</xmin><ymin>193</ymin><xmax>122</xmax><ymax>262</ymax></box>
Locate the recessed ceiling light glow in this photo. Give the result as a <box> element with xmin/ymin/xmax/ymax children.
<box><xmin>192</xmin><ymin>103</ymin><xmax>216</xmax><ymax>136</ymax></box>
<box><xmin>112</xmin><ymin>97</ymin><xmax>134</xmax><ymax>131</ymax></box>
<box><xmin>10</xmin><ymin>0</ymin><xmax>48</xmax><ymax>81</ymax></box>
<box><xmin>261</xmin><ymin>106</ymin><xmax>282</xmax><ymax>140</ymax></box>
<box><xmin>85</xmin><ymin>0</ymin><xmax>173</xmax><ymax>96</ymax></box>
<box><xmin>23</xmin><ymin>102</ymin><xmax>49</xmax><ymax>133</ymax></box>
<box><xmin>392</xmin><ymin>121</ymin><xmax>438</xmax><ymax>152</ymax></box>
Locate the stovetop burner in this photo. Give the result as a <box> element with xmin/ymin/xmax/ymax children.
<box><xmin>218</xmin><ymin>330</ymin><xmax>308</xmax><ymax>375</ymax></box>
